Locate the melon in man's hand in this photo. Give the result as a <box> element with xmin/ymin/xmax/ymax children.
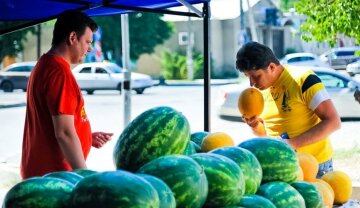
<box><xmin>238</xmin><ymin>87</ymin><xmax>264</xmax><ymax>119</ymax></box>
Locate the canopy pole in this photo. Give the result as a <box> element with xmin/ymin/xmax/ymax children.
<box><xmin>121</xmin><ymin>14</ymin><xmax>131</xmax><ymax>127</ymax></box>
<box><xmin>203</xmin><ymin>2</ymin><xmax>211</xmax><ymax>132</ymax></box>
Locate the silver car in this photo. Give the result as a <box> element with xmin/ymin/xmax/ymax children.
<box><xmin>0</xmin><ymin>61</ymin><xmax>37</xmax><ymax>92</ymax></box>
<box><xmin>346</xmin><ymin>60</ymin><xmax>360</xmax><ymax>76</ymax></box>
<box><xmin>217</xmin><ymin>68</ymin><xmax>360</xmax><ymax>120</ymax></box>
<box><xmin>320</xmin><ymin>47</ymin><xmax>360</xmax><ymax>70</ymax></box>
<box><xmin>280</xmin><ymin>52</ymin><xmax>329</xmax><ymax>67</ymax></box>
<box><xmin>72</xmin><ymin>62</ymin><xmax>153</xmax><ymax>95</ymax></box>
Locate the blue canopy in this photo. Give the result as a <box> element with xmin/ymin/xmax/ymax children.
<box><xmin>0</xmin><ymin>0</ymin><xmax>210</xmax><ymax>34</ymax></box>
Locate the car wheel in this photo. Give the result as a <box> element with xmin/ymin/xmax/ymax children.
<box><xmin>87</xmin><ymin>90</ymin><xmax>94</xmax><ymax>95</ymax></box>
<box><xmin>117</xmin><ymin>83</ymin><xmax>122</xmax><ymax>94</ymax></box>
<box><xmin>348</xmin><ymin>72</ymin><xmax>355</xmax><ymax>77</ymax></box>
<box><xmin>135</xmin><ymin>88</ymin><xmax>145</xmax><ymax>94</ymax></box>
<box><xmin>1</xmin><ymin>81</ymin><xmax>14</xmax><ymax>92</ymax></box>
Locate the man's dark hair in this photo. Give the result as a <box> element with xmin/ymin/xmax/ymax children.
<box><xmin>235</xmin><ymin>42</ymin><xmax>279</xmax><ymax>72</ymax></box>
<box><xmin>52</xmin><ymin>10</ymin><xmax>98</xmax><ymax>47</ymax></box>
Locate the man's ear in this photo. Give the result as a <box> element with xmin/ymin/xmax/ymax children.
<box><xmin>268</xmin><ymin>63</ymin><xmax>277</xmax><ymax>72</ymax></box>
<box><xmin>68</xmin><ymin>31</ymin><xmax>77</xmax><ymax>45</ymax></box>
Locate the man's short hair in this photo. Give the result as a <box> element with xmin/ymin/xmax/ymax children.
<box><xmin>236</xmin><ymin>42</ymin><xmax>279</xmax><ymax>72</ymax></box>
<box><xmin>52</xmin><ymin>10</ymin><xmax>98</xmax><ymax>47</ymax></box>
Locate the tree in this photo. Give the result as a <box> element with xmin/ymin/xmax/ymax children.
<box><xmin>295</xmin><ymin>0</ymin><xmax>360</xmax><ymax>46</ymax></box>
<box><xmin>280</xmin><ymin>0</ymin><xmax>297</xmax><ymax>11</ymax></box>
<box><xmin>0</xmin><ymin>22</ymin><xmax>35</xmax><ymax>63</ymax></box>
<box><xmin>94</xmin><ymin>12</ymin><xmax>174</xmax><ymax>65</ymax></box>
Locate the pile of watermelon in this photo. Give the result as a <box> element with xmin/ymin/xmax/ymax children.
<box><xmin>3</xmin><ymin>106</ymin><xmax>328</xmax><ymax>207</ymax></box>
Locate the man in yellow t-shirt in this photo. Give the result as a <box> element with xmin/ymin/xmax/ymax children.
<box><xmin>235</xmin><ymin>42</ymin><xmax>341</xmax><ymax>178</ymax></box>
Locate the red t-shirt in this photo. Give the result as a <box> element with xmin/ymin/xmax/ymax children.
<box><xmin>21</xmin><ymin>54</ymin><xmax>92</xmax><ymax>179</ymax></box>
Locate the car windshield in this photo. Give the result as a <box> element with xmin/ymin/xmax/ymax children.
<box><xmin>107</xmin><ymin>63</ymin><xmax>123</xmax><ymax>73</ymax></box>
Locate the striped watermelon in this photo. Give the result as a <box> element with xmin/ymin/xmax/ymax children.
<box><xmin>3</xmin><ymin>177</ymin><xmax>74</xmax><ymax>208</ymax></box>
<box><xmin>183</xmin><ymin>141</ymin><xmax>199</xmax><ymax>155</ymax></box>
<box><xmin>238</xmin><ymin>194</ymin><xmax>276</xmax><ymax>208</ymax></box>
<box><xmin>257</xmin><ymin>181</ymin><xmax>306</xmax><ymax>208</ymax></box>
<box><xmin>238</xmin><ymin>138</ymin><xmax>299</xmax><ymax>183</ymax></box>
<box><xmin>190</xmin><ymin>131</ymin><xmax>209</xmax><ymax>146</ymax></box>
<box><xmin>71</xmin><ymin>169</ymin><xmax>98</xmax><ymax>177</ymax></box>
<box><xmin>210</xmin><ymin>146</ymin><xmax>262</xmax><ymax>194</ymax></box>
<box><xmin>137</xmin><ymin>174</ymin><xmax>176</xmax><ymax>208</ymax></box>
<box><xmin>291</xmin><ymin>181</ymin><xmax>323</xmax><ymax>208</ymax></box>
<box><xmin>137</xmin><ymin>155</ymin><xmax>208</xmax><ymax>208</ymax></box>
<box><xmin>43</xmin><ymin>171</ymin><xmax>83</xmax><ymax>185</ymax></box>
<box><xmin>114</xmin><ymin>106</ymin><xmax>191</xmax><ymax>172</ymax></box>
<box><xmin>190</xmin><ymin>153</ymin><xmax>245</xmax><ymax>207</ymax></box>
<box><xmin>71</xmin><ymin>170</ymin><xmax>159</xmax><ymax>207</ymax></box>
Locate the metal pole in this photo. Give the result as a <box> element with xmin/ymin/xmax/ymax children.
<box><xmin>186</xmin><ymin>10</ymin><xmax>193</xmax><ymax>80</ymax></box>
<box><xmin>121</xmin><ymin>14</ymin><xmax>131</xmax><ymax>127</ymax></box>
<box><xmin>37</xmin><ymin>24</ymin><xmax>41</xmax><ymax>59</ymax></box>
<box><xmin>203</xmin><ymin>2</ymin><xmax>211</xmax><ymax>132</ymax></box>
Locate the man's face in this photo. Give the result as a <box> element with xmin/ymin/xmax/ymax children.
<box><xmin>243</xmin><ymin>64</ymin><xmax>275</xmax><ymax>90</ymax></box>
<box><xmin>71</xmin><ymin>27</ymin><xmax>93</xmax><ymax>64</ymax></box>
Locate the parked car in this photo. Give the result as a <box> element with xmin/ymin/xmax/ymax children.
<box><xmin>346</xmin><ymin>60</ymin><xmax>360</xmax><ymax>76</ymax></box>
<box><xmin>280</xmin><ymin>52</ymin><xmax>329</xmax><ymax>67</ymax></box>
<box><xmin>320</xmin><ymin>47</ymin><xmax>360</xmax><ymax>70</ymax></box>
<box><xmin>217</xmin><ymin>67</ymin><xmax>360</xmax><ymax>120</ymax></box>
<box><xmin>0</xmin><ymin>61</ymin><xmax>36</xmax><ymax>92</ymax></box>
<box><xmin>72</xmin><ymin>62</ymin><xmax>153</xmax><ymax>94</ymax></box>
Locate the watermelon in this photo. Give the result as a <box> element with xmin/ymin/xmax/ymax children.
<box><xmin>183</xmin><ymin>141</ymin><xmax>199</xmax><ymax>155</ymax></box>
<box><xmin>114</xmin><ymin>106</ymin><xmax>191</xmax><ymax>172</ymax></box>
<box><xmin>190</xmin><ymin>153</ymin><xmax>245</xmax><ymax>207</ymax></box>
<box><xmin>3</xmin><ymin>177</ymin><xmax>74</xmax><ymax>208</ymax></box>
<box><xmin>71</xmin><ymin>169</ymin><xmax>98</xmax><ymax>177</ymax></box>
<box><xmin>190</xmin><ymin>131</ymin><xmax>209</xmax><ymax>146</ymax></box>
<box><xmin>71</xmin><ymin>170</ymin><xmax>159</xmax><ymax>207</ymax></box>
<box><xmin>238</xmin><ymin>194</ymin><xmax>276</xmax><ymax>208</ymax></box>
<box><xmin>43</xmin><ymin>171</ymin><xmax>83</xmax><ymax>185</ymax></box>
<box><xmin>257</xmin><ymin>181</ymin><xmax>306</xmax><ymax>208</ymax></box>
<box><xmin>137</xmin><ymin>174</ymin><xmax>176</xmax><ymax>208</ymax></box>
<box><xmin>210</xmin><ymin>146</ymin><xmax>262</xmax><ymax>194</ymax></box>
<box><xmin>137</xmin><ymin>155</ymin><xmax>208</xmax><ymax>208</ymax></box>
<box><xmin>291</xmin><ymin>181</ymin><xmax>323</xmax><ymax>208</ymax></box>
<box><xmin>238</xmin><ymin>138</ymin><xmax>299</xmax><ymax>183</ymax></box>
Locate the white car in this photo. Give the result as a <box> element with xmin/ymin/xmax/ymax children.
<box><xmin>72</xmin><ymin>62</ymin><xmax>153</xmax><ymax>94</ymax></box>
<box><xmin>346</xmin><ymin>60</ymin><xmax>360</xmax><ymax>76</ymax></box>
<box><xmin>280</xmin><ymin>52</ymin><xmax>329</xmax><ymax>67</ymax></box>
<box><xmin>217</xmin><ymin>67</ymin><xmax>360</xmax><ymax>120</ymax></box>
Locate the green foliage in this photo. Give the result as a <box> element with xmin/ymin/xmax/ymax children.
<box><xmin>0</xmin><ymin>23</ymin><xmax>36</xmax><ymax>61</ymax></box>
<box><xmin>285</xmin><ymin>47</ymin><xmax>298</xmax><ymax>55</ymax></box>
<box><xmin>280</xmin><ymin>0</ymin><xmax>297</xmax><ymax>12</ymax></box>
<box><xmin>295</xmin><ymin>0</ymin><xmax>360</xmax><ymax>46</ymax></box>
<box><xmin>94</xmin><ymin>13</ymin><xmax>174</xmax><ymax>64</ymax></box>
<box><xmin>161</xmin><ymin>49</ymin><xmax>204</xmax><ymax>80</ymax></box>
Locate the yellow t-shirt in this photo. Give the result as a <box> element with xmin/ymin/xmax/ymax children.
<box><xmin>260</xmin><ymin>66</ymin><xmax>333</xmax><ymax>163</ymax></box>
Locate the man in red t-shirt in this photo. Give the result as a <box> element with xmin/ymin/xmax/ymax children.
<box><xmin>21</xmin><ymin>10</ymin><xmax>113</xmax><ymax>179</ymax></box>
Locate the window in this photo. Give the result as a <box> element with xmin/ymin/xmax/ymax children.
<box><xmin>336</xmin><ymin>51</ymin><xmax>355</xmax><ymax>56</ymax></box>
<box><xmin>8</xmin><ymin>66</ymin><xmax>33</xmax><ymax>72</ymax></box>
<box><xmin>79</xmin><ymin>67</ymin><xmax>91</xmax><ymax>73</ymax></box>
<box><xmin>317</xmin><ymin>73</ymin><xmax>346</xmax><ymax>88</ymax></box>
<box><xmin>95</xmin><ymin>68</ymin><xmax>108</xmax><ymax>74</ymax></box>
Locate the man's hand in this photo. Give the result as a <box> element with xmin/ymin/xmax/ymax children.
<box><xmin>92</xmin><ymin>132</ymin><xmax>113</xmax><ymax>148</ymax></box>
<box><xmin>242</xmin><ymin>116</ymin><xmax>266</xmax><ymax>136</ymax></box>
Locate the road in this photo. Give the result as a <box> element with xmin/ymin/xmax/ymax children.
<box><xmin>0</xmin><ymin>85</ymin><xmax>359</xmax><ymax>172</ymax></box>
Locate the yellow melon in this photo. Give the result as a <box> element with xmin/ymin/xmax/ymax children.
<box><xmin>311</xmin><ymin>181</ymin><xmax>335</xmax><ymax>208</ymax></box>
<box><xmin>200</xmin><ymin>132</ymin><xmax>235</xmax><ymax>152</ymax></box>
<box><xmin>237</xmin><ymin>87</ymin><xmax>264</xmax><ymax>119</ymax></box>
<box><xmin>297</xmin><ymin>152</ymin><xmax>319</xmax><ymax>182</ymax></box>
<box><xmin>321</xmin><ymin>171</ymin><xmax>352</xmax><ymax>204</ymax></box>
<box><xmin>297</xmin><ymin>166</ymin><xmax>304</xmax><ymax>180</ymax></box>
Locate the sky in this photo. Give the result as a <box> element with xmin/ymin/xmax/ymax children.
<box><xmin>163</xmin><ymin>0</ymin><xmax>260</xmax><ymax>21</ymax></box>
